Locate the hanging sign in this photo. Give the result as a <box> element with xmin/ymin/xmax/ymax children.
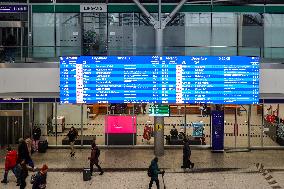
<box><xmin>0</xmin><ymin>5</ymin><xmax>28</xmax><ymax>13</ymax></box>
<box><xmin>80</xmin><ymin>4</ymin><xmax>107</xmax><ymax>13</ymax></box>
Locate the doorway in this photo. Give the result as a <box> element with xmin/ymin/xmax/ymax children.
<box><xmin>0</xmin><ymin>12</ymin><xmax>28</xmax><ymax>62</ymax></box>
<box><xmin>0</xmin><ymin>110</ymin><xmax>23</xmax><ymax>145</ymax></box>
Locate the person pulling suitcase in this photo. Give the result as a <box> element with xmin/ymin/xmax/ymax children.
<box><xmin>88</xmin><ymin>142</ymin><xmax>104</xmax><ymax>176</ymax></box>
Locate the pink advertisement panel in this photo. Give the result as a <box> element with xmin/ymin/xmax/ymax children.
<box><xmin>105</xmin><ymin>115</ymin><xmax>137</xmax><ymax>134</ymax></box>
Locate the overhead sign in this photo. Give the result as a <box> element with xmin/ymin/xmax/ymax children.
<box><xmin>0</xmin><ymin>98</ymin><xmax>29</xmax><ymax>103</ymax></box>
<box><xmin>0</xmin><ymin>5</ymin><xmax>28</xmax><ymax>13</ymax></box>
<box><xmin>149</xmin><ymin>105</ymin><xmax>170</xmax><ymax>116</ymax></box>
<box><xmin>80</xmin><ymin>4</ymin><xmax>107</xmax><ymax>13</ymax></box>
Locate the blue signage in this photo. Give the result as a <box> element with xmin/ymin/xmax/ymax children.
<box><xmin>192</xmin><ymin>122</ymin><xmax>204</xmax><ymax>137</ymax></box>
<box><xmin>60</xmin><ymin>56</ymin><xmax>259</xmax><ymax>104</ymax></box>
<box><xmin>0</xmin><ymin>5</ymin><xmax>28</xmax><ymax>13</ymax></box>
<box><xmin>0</xmin><ymin>98</ymin><xmax>29</xmax><ymax>103</ymax></box>
<box><xmin>212</xmin><ymin>110</ymin><xmax>224</xmax><ymax>152</ymax></box>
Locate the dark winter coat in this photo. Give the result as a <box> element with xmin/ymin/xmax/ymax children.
<box><xmin>67</xmin><ymin>129</ymin><xmax>78</xmax><ymax>142</ymax></box>
<box><xmin>89</xmin><ymin>146</ymin><xmax>99</xmax><ymax>164</ymax></box>
<box><xmin>18</xmin><ymin>141</ymin><xmax>31</xmax><ymax>163</ymax></box>
<box><xmin>183</xmin><ymin>141</ymin><xmax>191</xmax><ymax>157</ymax></box>
<box><xmin>149</xmin><ymin>159</ymin><xmax>160</xmax><ymax>179</ymax></box>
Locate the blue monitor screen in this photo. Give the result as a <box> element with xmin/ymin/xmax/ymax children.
<box><xmin>60</xmin><ymin>56</ymin><xmax>259</xmax><ymax>104</ymax></box>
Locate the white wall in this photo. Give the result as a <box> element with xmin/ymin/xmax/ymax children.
<box><xmin>56</xmin><ymin>104</ymin><xmax>88</xmax><ymax>128</ymax></box>
<box><xmin>0</xmin><ymin>67</ymin><xmax>283</xmax><ymax>95</ymax></box>
<box><xmin>0</xmin><ymin>68</ymin><xmax>59</xmax><ymax>93</ymax></box>
<box><xmin>259</xmin><ymin>69</ymin><xmax>284</xmax><ymax>94</ymax></box>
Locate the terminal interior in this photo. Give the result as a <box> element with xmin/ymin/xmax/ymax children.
<box><xmin>1</xmin><ymin>2</ymin><xmax>284</xmax><ymax>150</ymax></box>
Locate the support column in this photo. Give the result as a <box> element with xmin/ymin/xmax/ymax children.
<box><xmin>155</xmin><ymin>28</ymin><xmax>163</xmax><ymax>56</ymax></box>
<box><xmin>154</xmin><ymin>116</ymin><xmax>164</xmax><ymax>156</ymax></box>
<box><xmin>133</xmin><ymin>0</ymin><xmax>188</xmax><ymax>157</ymax></box>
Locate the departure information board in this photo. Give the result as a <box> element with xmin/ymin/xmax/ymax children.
<box><xmin>60</xmin><ymin>56</ymin><xmax>259</xmax><ymax>104</ymax></box>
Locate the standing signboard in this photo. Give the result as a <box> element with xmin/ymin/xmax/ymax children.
<box><xmin>211</xmin><ymin>110</ymin><xmax>224</xmax><ymax>152</ymax></box>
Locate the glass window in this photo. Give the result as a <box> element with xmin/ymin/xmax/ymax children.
<box><xmin>82</xmin><ymin>13</ymin><xmax>107</xmax><ymax>56</ymax></box>
<box><xmin>32</xmin><ymin>13</ymin><xmax>55</xmax><ymax>58</ymax></box>
<box><xmin>250</xmin><ymin>104</ymin><xmax>263</xmax><ymax>147</ymax></box>
<box><xmin>55</xmin><ymin>104</ymin><xmax>84</xmax><ymax>146</ymax></box>
<box><xmin>264</xmin><ymin>14</ymin><xmax>284</xmax><ymax>59</ymax></box>
<box><xmin>184</xmin><ymin>13</ymin><xmax>211</xmax><ymax>55</ymax></box>
<box><xmin>83</xmin><ymin>104</ymin><xmax>106</xmax><ymax>145</ymax></box>
<box><xmin>56</xmin><ymin>13</ymin><xmax>81</xmax><ymax>57</ymax></box>
<box><xmin>263</xmin><ymin>103</ymin><xmax>282</xmax><ymax>147</ymax></box>
<box><xmin>212</xmin><ymin>13</ymin><xmax>237</xmax><ymax>55</ymax></box>
<box><xmin>33</xmin><ymin>103</ymin><xmax>54</xmax><ymax>145</ymax></box>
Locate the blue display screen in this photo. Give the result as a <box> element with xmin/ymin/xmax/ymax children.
<box><xmin>60</xmin><ymin>56</ymin><xmax>259</xmax><ymax>104</ymax></box>
<box><xmin>0</xmin><ymin>5</ymin><xmax>28</xmax><ymax>12</ymax></box>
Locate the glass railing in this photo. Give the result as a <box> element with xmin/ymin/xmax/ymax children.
<box><xmin>1</xmin><ymin>45</ymin><xmax>284</xmax><ymax>63</ymax></box>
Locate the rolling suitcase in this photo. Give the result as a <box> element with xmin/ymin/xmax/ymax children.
<box><xmin>38</xmin><ymin>140</ymin><xmax>48</xmax><ymax>153</ymax></box>
<box><xmin>83</xmin><ymin>168</ymin><xmax>91</xmax><ymax>181</ymax></box>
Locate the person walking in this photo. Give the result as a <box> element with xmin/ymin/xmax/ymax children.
<box><xmin>32</xmin><ymin>127</ymin><xmax>41</xmax><ymax>152</ymax></box>
<box><xmin>32</xmin><ymin>164</ymin><xmax>48</xmax><ymax>189</ymax></box>
<box><xmin>88</xmin><ymin>142</ymin><xmax>104</xmax><ymax>175</ymax></box>
<box><xmin>148</xmin><ymin>157</ymin><xmax>164</xmax><ymax>189</ymax></box>
<box><xmin>19</xmin><ymin>161</ymin><xmax>28</xmax><ymax>189</ymax></box>
<box><xmin>1</xmin><ymin>146</ymin><xmax>18</xmax><ymax>184</ymax></box>
<box><xmin>67</xmin><ymin>127</ymin><xmax>78</xmax><ymax>157</ymax></box>
<box><xmin>181</xmin><ymin>138</ymin><xmax>194</xmax><ymax>169</ymax></box>
<box><xmin>18</xmin><ymin>138</ymin><xmax>35</xmax><ymax>170</ymax></box>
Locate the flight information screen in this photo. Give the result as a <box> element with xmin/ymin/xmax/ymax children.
<box><xmin>60</xmin><ymin>56</ymin><xmax>259</xmax><ymax>104</ymax></box>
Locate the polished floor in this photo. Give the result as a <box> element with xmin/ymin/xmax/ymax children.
<box><xmin>0</xmin><ymin>149</ymin><xmax>284</xmax><ymax>188</ymax></box>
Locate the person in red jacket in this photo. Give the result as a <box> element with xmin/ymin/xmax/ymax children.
<box><xmin>1</xmin><ymin>146</ymin><xmax>18</xmax><ymax>184</ymax></box>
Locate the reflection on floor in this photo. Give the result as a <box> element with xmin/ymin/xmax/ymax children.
<box><xmin>45</xmin><ymin>106</ymin><xmax>279</xmax><ymax>147</ymax></box>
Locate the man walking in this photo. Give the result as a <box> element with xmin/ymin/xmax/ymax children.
<box><xmin>148</xmin><ymin>157</ymin><xmax>164</xmax><ymax>189</ymax></box>
<box><xmin>88</xmin><ymin>142</ymin><xmax>104</xmax><ymax>175</ymax></box>
<box><xmin>18</xmin><ymin>138</ymin><xmax>35</xmax><ymax>170</ymax></box>
<box><xmin>182</xmin><ymin>139</ymin><xmax>194</xmax><ymax>169</ymax></box>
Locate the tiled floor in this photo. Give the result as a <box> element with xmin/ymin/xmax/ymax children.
<box><xmin>0</xmin><ymin>149</ymin><xmax>284</xmax><ymax>188</ymax></box>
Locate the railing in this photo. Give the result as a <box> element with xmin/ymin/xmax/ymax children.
<box><xmin>1</xmin><ymin>45</ymin><xmax>284</xmax><ymax>63</ymax></box>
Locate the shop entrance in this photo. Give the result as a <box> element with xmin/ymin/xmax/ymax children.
<box><xmin>0</xmin><ymin>110</ymin><xmax>23</xmax><ymax>145</ymax></box>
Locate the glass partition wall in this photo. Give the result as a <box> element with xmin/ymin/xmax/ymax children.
<box><xmin>0</xmin><ymin>11</ymin><xmax>277</xmax><ymax>61</ymax></box>
<box><xmin>1</xmin><ymin>100</ymin><xmax>284</xmax><ymax>149</ymax></box>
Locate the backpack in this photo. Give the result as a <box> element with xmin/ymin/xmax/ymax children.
<box><xmin>147</xmin><ymin>165</ymin><xmax>153</xmax><ymax>177</ymax></box>
<box><xmin>30</xmin><ymin>173</ymin><xmax>38</xmax><ymax>184</ymax></box>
